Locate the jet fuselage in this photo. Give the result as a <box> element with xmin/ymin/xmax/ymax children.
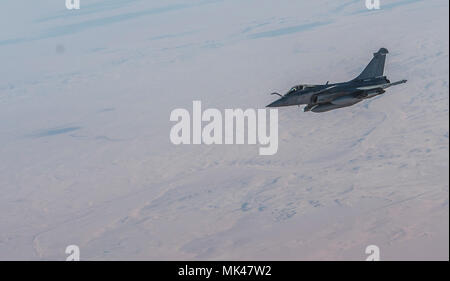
<box><xmin>266</xmin><ymin>48</ymin><xmax>407</xmax><ymax>112</ymax></box>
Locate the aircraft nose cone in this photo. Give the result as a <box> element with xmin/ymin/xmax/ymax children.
<box><xmin>266</xmin><ymin>98</ymin><xmax>285</xmax><ymax>107</ymax></box>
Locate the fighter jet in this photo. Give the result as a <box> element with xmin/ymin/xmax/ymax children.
<box><xmin>266</xmin><ymin>48</ymin><xmax>406</xmax><ymax>112</ymax></box>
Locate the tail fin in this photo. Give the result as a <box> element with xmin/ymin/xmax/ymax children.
<box><xmin>354</xmin><ymin>48</ymin><xmax>388</xmax><ymax>80</ymax></box>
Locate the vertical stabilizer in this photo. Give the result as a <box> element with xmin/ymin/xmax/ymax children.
<box><xmin>354</xmin><ymin>48</ymin><xmax>388</xmax><ymax>80</ymax></box>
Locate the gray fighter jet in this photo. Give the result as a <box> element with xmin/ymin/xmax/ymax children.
<box><xmin>266</xmin><ymin>48</ymin><xmax>406</xmax><ymax>112</ymax></box>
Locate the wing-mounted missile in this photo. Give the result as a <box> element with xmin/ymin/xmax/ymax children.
<box><xmin>357</xmin><ymin>79</ymin><xmax>407</xmax><ymax>91</ymax></box>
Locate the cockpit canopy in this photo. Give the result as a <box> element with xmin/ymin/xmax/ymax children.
<box><xmin>286</xmin><ymin>84</ymin><xmax>316</xmax><ymax>95</ymax></box>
